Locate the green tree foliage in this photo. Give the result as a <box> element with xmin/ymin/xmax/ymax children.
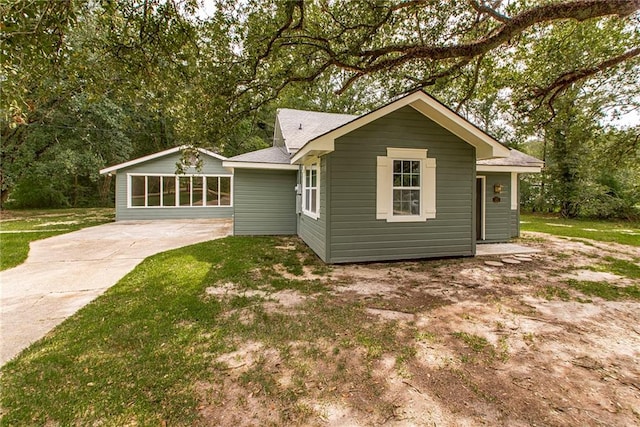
<box><xmin>238</xmin><ymin>1</ymin><xmax>639</xmax><ymax>103</ymax></box>
<box><xmin>7</xmin><ymin>94</ymin><xmax>132</xmax><ymax>208</ymax></box>
<box><xmin>507</xmin><ymin>18</ymin><xmax>640</xmax><ymax>219</ymax></box>
<box><xmin>1</xmin><ymin>0</ymin><xmax>639</xmax><ymax>217</ymax></box>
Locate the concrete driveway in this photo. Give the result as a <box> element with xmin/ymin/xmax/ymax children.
<box><xmin>0</xmin><ymin>219</ymin><xmax>232</xmax><ymax>366</ymax></box>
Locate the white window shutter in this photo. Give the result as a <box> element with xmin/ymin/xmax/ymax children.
<box><xmin>376</xmin><ymin>156</ymin><xmax>391</xmax><ymax>219</ymax></box>
<box><xmin>424</xmin><ymin>158</ymin><xmax>436</xmax><ymax>219</ymax></box>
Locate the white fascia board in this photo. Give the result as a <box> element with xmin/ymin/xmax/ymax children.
<box><xmin>222</xmin><ymin>161</ymin><xmax>299</xmax><ymax>170</ymax></box>
<box><xmin>291</xmin><ymin>91</ymin><xmax>511</xmax><ymax>163</ymax></box>
<box><xmin>197</xmin><ymin>148</ymin><xmax>227</xmax><ymax>161</ymax></box>
<box><xmin>476</xmin><ymin>165</ymin><xmax>542</xmax><ymax>173</ymax></box>
<box><xmin>100</xmin><ymin>146</ymin><xmax>226</xmax><ymax>175</ymax></box>
<box><xmin>291</xmin><ymin>139</ymin><xmax>335</xmax><ymax>164</ymax></box>
<box><xmin>408</xmin><ymin>98</ymin><xmax>510</xmax><ymax>159</ymax></box>
<box><xmin>100</xmin><ymin>146</ymin><xmax>181</xmax><ymax>174</ymax></box>
<box><xmin>292</xmin><ymin>93</ymin><xmax>425</xmax><ymax>163</ymax></box>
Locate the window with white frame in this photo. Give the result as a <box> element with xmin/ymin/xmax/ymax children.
<box><xmin>302</xmin><ymin>160</ymin><xmax>320</xmax><ymax>218</ymax></box>
<box><xmin>128</xmin><ymin>174</ymin><xmax>232</xmax><ymax>208</ymax></box>
<box><xmin>392</xmin><ymin>160</ymin><xmax>421</xmax><ymax>216</ymax></box>
<box><xmin>376</xmin><ymin>148</ymin><xmax>436</xmax><ymax>222</ymax></box>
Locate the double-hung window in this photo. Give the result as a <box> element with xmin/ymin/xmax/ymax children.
<box><xmin>392</xmin><ymin>160</ymin><xmax>421</xmax><ymax>216</ymax></box>
<box><xmin>302</xmin><ymin>160</ymin><xmax>320</xmax><ymax>219</ymax></box>
<box><xmin>376</xmin><ymin>148</ymin><xmax>436</xmax><ymax>222</ymax></box>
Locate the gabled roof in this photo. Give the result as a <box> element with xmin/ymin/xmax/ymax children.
<box><xmin>290</xmin><ymin>90</ymin><xmax>511</xmax><ymax>164</ymax></box>
<box><xmin>277</xmin><ymin>108</ymin><xmax>356</xmax><ymax>153</ymax></box>
<box><xmin>222</xmin><ymin>146</ymin><xmax>298</xmax><ymax>170</ymax></box>
<box><xmin>99</xmin><ymin>145</ymin><xmax>226</xmax><ymax>174</ymax></box>
<box><xmin>477</xmin><ymin>148</ymin><xmax>544</xmax><ymax>173</ymax></box>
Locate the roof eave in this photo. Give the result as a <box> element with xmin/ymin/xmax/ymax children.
<box><xmin>476</xmin><ymin>165</ymin><xmax>543</xmax><ymax>173</ymax></box>
<box><xmin>291</xmin><ymin>91</ymin><xmax>510</xmax><ymax>164</ymax></box>
<box><xmin>222</xmin><ymin>161</ymin><xmax>299</xmax><ymax>170</ymax></box>
<box><xmin>100</xmin><ymin>146</ymin><xmax>227</xmax><ymax>174</ymax></box>
<box><xmin>407</xmin><ymin>98</ymin><xmax>509</xmax><ymax>159</ymax></box>
<box><xmin>291</xmin><ymin>138</ymin><xmax>334</xmax><ymax>164</ymax></box>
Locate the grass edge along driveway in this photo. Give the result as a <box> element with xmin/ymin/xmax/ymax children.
<box><xmin>0</xmin><ymin>208</ymin><xmax>114</xmax><ymax>270</ymax></box>
<box><xmin>0</xmin><ymin>237</ymin><xmax>338</xmax><ymax>425</ymax></box>
<box><xmin>2</xmin><ymin>213</ymin><xmax>638</xmax><ymax>425</ymax></box>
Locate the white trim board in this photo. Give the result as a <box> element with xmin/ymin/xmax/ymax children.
<box><xmin>476</xmin><ymin>176</ymin><xmax>486</xmax><ymax>241</ymax></box>
<box><xmin>100</xmin><ymin>146</ymin><xmax>227</xmax><ymax>174</ymax></box>
<box><xmin>222</xmin><ymin>161</ymin><xmax>298</xmax><ymax>170</ymax></box>
<box><xmin>510</xmin><ymin>172</ymin><xmax>518</xmax><ymax>211</ymax></box>
<box><xmin>476</xmin><ymin>165</ymin><xmax>542</xmax><ymax>173</ymax></box>
<box><xmin>292</xmin><ymin>91</ymin><xmax>510</xmax><ymax>164</ymax></box>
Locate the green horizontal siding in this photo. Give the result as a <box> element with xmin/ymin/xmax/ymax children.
<box><xmin>481</xmin><ymin>172</ymin><xmax>512</xmax><ymax>242</ymax></box>
<box><xmin>114</xmin><ymin>151</ymin><xmax>233</xmax><ymax>221</ymax></box>
<box><xmin>327</xmin><ymin>106</ymin><xmax>475</xmax><ymax>263</ymax></box>
<box><xmin>298</xmin><ymin>161</ymin><xmax>327</xmax><ymax>261</ymax></box>
<box><xmin>510</xmin><ymin>209</ymin><xmax>519</xmax><ymax>238</ymax></box>
<box><xmin>234</xmin><ymin>169</ymin><xmax>297</xmax><ymax>235</ymax></box>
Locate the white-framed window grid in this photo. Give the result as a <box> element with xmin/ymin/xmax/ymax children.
<box><xmin>302</xmin><ymin>160</ymin><xmax>320</xmax><ymax>219</ymax></box>
<box><xmin>127</xmin><ymin>173</ymin><xmax>233</xmax><ymax>208</ymax></box>
<box><xmin>376</xmin><ymin>147</ymin><xmax>436</xmax><ymax>222</ymax></box>
<box><xmin>392</xmin><ymin>159</ymin><xmax>421</xmax><ymax>217</ymax></box>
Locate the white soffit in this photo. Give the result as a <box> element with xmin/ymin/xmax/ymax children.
<box><xmin>222</xmin><ymin>161</ymin><xmax>298</xmax><ymax>170</ymax></box>
<box><xmin>291</xmin><ymin>91</ymin><xmax>510</xmax><ymax>164</ymax></box>
<box><xmin>408</xmin><ymin>98</ymin><xmax>510</xmax><ymax>160</ymax></box>
<box><xmin>476</xmin><ymin>165</ymin><xmax>542</xmax><ymax>173</ymax></box>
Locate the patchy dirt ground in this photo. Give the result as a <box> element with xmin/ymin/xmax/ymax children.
<box><xmin>197</xmin><ymin>233</ymin><xmax>640</xmax><ymax>426</ymax></box>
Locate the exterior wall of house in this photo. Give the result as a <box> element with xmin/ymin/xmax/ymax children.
<box><xmin>114</xmin><ymin>152</ymin><xmax>234</xmax><ymax>221</ymax></box>
<box><xmin>480</xmin><ymin>172</ymin><xmax>514</xmax><ymax>242</ymax></box>
<box><xmin>320</xmin><ymin>106</ymin><xmax>476</xmax><ymax>263</ymax></box>
<box><xmin>233</xmin><ymin>168</ymin><xmax>297</xmax><ymax>235</ymax></box>
<box><xmin>510</xmin><ymin>209</ymin><xmax>519</xmax><ymax>238</ymax></box>
<box><xmin>297</xmin><ymin>161</ymin><xmax>328</xmax><ymax>261</ymax></box>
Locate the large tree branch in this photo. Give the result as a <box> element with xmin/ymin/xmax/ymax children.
<box><xmin>269</xmin><ymin>0</ymin><xmax>640</xmax><ymax>96</ymax></box>
<box><xmin>356</xmin><ymin>1</ymin><xmax>639</xmax><ymax>67</ymax></box>
<box><xmin>244</xmin><ymin>0</ymin><xmax>639</xmax><ymax>111</ymax></box>
<box><xmin>532</xmin><ymin>46</ymin><xmax>640</xmax><ymax>100</ymax></box>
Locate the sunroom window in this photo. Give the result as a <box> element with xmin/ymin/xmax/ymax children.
<box><xmin>128</xmin><ymin>174</ymin><xmax>232</xmax><ymax>208</ymax></box>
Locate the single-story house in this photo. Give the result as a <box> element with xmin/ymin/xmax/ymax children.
<box><xmin>100</xmin><ymin>91</ymin><xmax>543</xmax><ymax>263</ymax></box>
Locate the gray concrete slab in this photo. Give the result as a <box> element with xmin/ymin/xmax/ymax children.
<box><xmin>0</xmin><ymin>219</ymin><xmax>232</xmax><ymax>366</ymax></box>
<box><xmin>476</xmin><ymin>242</ymin><xmax>540</xmax><ymax>257</ymax></box>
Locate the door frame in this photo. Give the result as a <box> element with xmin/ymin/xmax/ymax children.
<box><xmin>476</xmin><ymin>176</ymin><xmax>486</xmax><ymax>241</ymax></box>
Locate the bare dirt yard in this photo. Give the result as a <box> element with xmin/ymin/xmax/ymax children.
<box><xmin>197</xmin><ymin>232</ymin><xmax>640</xmax><ymax>426</ymax></box>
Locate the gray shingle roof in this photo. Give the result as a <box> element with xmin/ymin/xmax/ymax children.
<box><xmin>227</xmin><ymin>146</ymin><xmax>291</xmax><ymax>164</ymax></box>
<box><xmin>230</xmin><ymin>107</ymin><xmax>543</xmax><ymax>169</ymax></box>
<box><xmin>277</xmin><ymin>108</ymin><xmax>357</xmax><ymax>152</ymax></box>
<box><xmin>477</xmin><ymin>148</ymin><xmax>543</xmax><ymax>167</ymax></box>
<box><xmin>276</xmin><ymin>108</ymin><xmax>543</xmax><ymax>167</ymax></box>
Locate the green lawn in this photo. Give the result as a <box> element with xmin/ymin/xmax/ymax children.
<box><xmin>0</xmin><ymin>236</ymin><xmax>392</xmax><ymax>425</ymax></box>
<box><xmin>2</xmin><ymin>221</ymin><xmax>639</xmax><ymax>424</ymax></box>
<box><xmin>0</xmin><ymin>208</ymin><xmax>114</xmax><ymax>270</ymax></box>
<box><xmin>520</xmin><ymin>213</ymin><xmax>640</xmax><ymax>246</ymax></box>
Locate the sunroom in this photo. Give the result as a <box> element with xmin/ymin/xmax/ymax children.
<box><xmin>100</xmin><ymin>146</ymin><xmax>234</xmax><ymax>221</ymax></box>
